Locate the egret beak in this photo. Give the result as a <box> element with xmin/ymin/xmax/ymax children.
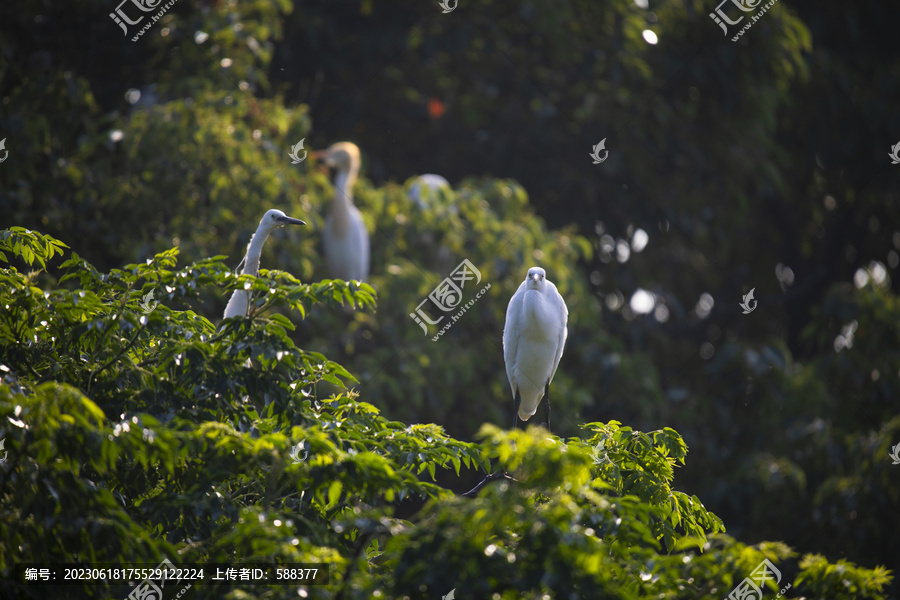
<box><xmin>277</xmin><ymin>216</ymin><xmax>306</xmax><ymax>225</ymax></box>
<box><xmin>531</xmin><ymin>273</ymin><xmax>540</xmax><ymax>283</ymax></box>
<box><xmin>310</xmin><ymin>150</ymin><xmax>331</xmax><ymax>174</ymax></box>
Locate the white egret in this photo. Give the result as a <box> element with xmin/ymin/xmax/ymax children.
<box><xmin>502</xmin><ymin>266</ymin><xmax>568</xmax><ymax>431</ymax></box>
<box><xmin>223</xmin><ymin>209</ymin><xmax>306</xmax><ymax>319</ymax></box>
<box><xmin>408</xmin><ymin>173</ymin><xmax>452</xmax><ymax>210</ymax></box>
<box><xmin>312</xmin><ymin>141</ymin><xmax>370</xmax><ymax>281</ymax></box>
<box><xmin>407</xmin><ymin>173</ymin><xmax>456</xmax><ymax>271</ymax></box>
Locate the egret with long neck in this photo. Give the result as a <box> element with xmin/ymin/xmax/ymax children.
<box><xmin>223</xmin><ymin>209</ymin><xmax>305</xmax><ymax>319</ymax></box>
<box><xmin>312</xmin><ymin>142</ymin><xmax>370</xmax><ymax>281</ymax></box>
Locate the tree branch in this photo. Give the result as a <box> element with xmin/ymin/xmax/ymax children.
<box><xmin>461</xmin><ymin>471</ymin><xmax>516</xmax><ymax>498</ymax></box>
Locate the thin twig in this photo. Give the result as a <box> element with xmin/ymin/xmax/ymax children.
<box><xmin>461</xmin><ymin>471</ymin><xmax>516</xmax><ymax>498</ymax></box>
<box><xmin>87</xmin><ymin>323</ymin><xmax>146</xmax><ymax>394</ymax></box>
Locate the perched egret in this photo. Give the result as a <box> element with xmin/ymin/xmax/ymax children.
<box><xmin>312</xmin><ymin>141</ymin><xmax>370</xmax><ymax>281</ymax></box>
<box><xmin>502</xmin><ymin>266</ymin><xmax>568</xmax><ymax>431</ymax></box>
<box><xmin>408</xmin><ymin>173</ymin><xmax>452</xmax><ymax>210</ymax></box>
<box><xmin>223</xmin><ymin>209</ymin><xmax>305</xmax><ymax>319</ymax></box>
<box><xmin>407</xmin><ymin>173</ymin><xmax>456</xmax><ymax>271</ymax></box>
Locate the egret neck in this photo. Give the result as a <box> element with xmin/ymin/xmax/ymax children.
<box><xmin>330</xmin><ymin>165</ymin><xmax>359</xmax><ymax>236</ymax></box>
<box><xmin>242</xmin><ymin>227</ymin><xmax>274</xmax><ymax>276</ymax></box>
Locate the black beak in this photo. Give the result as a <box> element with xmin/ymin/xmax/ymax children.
<box><xmin>277</xmin><ymin>216</ymin><xmax>306</xmax><ymax>225</ymax></box>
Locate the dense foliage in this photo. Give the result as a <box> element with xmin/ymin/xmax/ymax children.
<box><xmin>0</xmin><ymin>229</ymin><xmax>892</xmax><ymax>599</ymax></box>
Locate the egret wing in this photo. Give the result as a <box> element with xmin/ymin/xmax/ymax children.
<box><xmin>548</xmin><ymin>284</ymin><xmax>569</xmax><ymax>383</ymax></box>
<box><xmin>502</xmin><ymin>282</ymin><xmax>526</xmax><ymax>398</ymax></box>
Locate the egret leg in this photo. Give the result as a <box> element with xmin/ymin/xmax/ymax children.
<box><xmin>513</xmin><ymin>391</ymin><xmax>521</xmax><ymax>431</ymax></box>
<box><xmin>540</xmin><ymin>382</ymin><xmax>551</xmax><ymax>433</ymax></box>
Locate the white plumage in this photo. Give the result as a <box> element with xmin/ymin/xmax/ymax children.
<box><xmin>313</xmin><ymin>142</ymin><xmax>370</xmax><ymax>282</ymax></box>
<box><xmin>502</xmin><ymin>266</ymin><xmax>568</xmax><ymax>429</ymax></box>
<box><xmin>408</xmin><ymin>173</ymin><xmax>451</xmax><ymax>210</ymax></box>
<box><xmin>223</xmin><ymin>209</ymin><xmax>305</xmax><ymax>319</ymax></box>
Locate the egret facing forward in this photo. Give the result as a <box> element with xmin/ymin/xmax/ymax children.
<box><xmin>502</xmin><ymin>267</ymin><xmax>568</xmax><ymax>431</ymax></box>
<box><xmin>312</xmin><ymin>141</ymin><xmax>370</xmax><ymax>282</ymax></box>
<box><xmin>223</xmin><ymin>209</ymin><xmax>305</xmax><ymax>319</ymax></box>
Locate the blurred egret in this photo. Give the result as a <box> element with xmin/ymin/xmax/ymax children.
<box><xmin>407</xmin><ymin>173</ymin><xmax>456</xmax><ymax>271</ymax></box>
<box><xmin>408</xmin><ymin>173</ymin><xmax>452</xmax><ymax>210</ymax></box>
<box><xmin>223</xmin><ymin>209</ymin><xmax>305</xmax><ymax>319</ymax></box>
<box><xmin>502</xmin><ymin>266</ymin><xmax>568</xmax><ymax>431</ymax></box>
<box><xmin>312</xmin><ymin>141</ymin><xmax>370</xmax><ymax>281</ymax></box>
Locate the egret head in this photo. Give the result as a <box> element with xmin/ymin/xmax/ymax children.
<box><xmin>259</xmin><ymin>209</ymin><xmax>306</xmax><ymax>232</ymax></box>
<box><xmin>525</xmin><ymin>266</ymin><xmax>547</xmax><ymax>289</ymax></box>
<box><xmin>312</xmin><ymin>141</ymin><xmax>361</xmax><ymax>172</ymax></box>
